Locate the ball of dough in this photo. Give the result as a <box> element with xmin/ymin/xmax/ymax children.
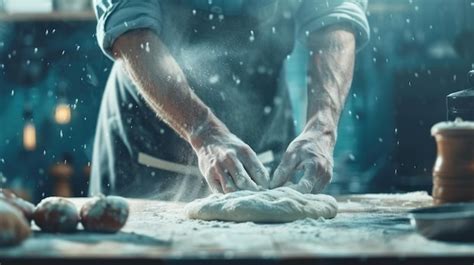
<box><xmin>0</xmin><ymin>189</ymin><xmax>35</xmax><ymax>222</ymax></box>
<box><xmin>34</xmin><ymin>197</ymin><xmax>79</xmax><ymax>233</ymax></box>
<box><xmin>80</xmin><ymin>196</ymin><xmax>129</xmax><ymax>233</ymax></box>
<box><xmin>0</xmin><ymin>201</ymin><xmax>31</xmax><ymax>246</ymax></box>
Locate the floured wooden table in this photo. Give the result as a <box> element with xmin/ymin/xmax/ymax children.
<box><xmin>1</xmin><ymin>192</ymin><xmax>474</xmax><ymax>263</ymax></box>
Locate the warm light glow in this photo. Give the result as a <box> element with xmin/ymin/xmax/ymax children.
<box><xmin>54</xmin><ymin>103</ymin><xmax>71</xmax><ymax>124</ymax></box>
<box><xmin>23</xmin><ymin>122</ymin><xmax>36</xmax><ymax>151</ymax></box>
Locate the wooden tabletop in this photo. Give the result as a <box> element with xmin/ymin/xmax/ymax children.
<box><xmin>0</xmin><ymin>192</ymin><xmax>473</xmax><ymax>260</ymax></box>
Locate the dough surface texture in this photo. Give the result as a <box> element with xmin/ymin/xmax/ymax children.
<box><xmin>185</xmin><ymin>187</ymin><xmax>338</xmax><ymax>223</ymax></box>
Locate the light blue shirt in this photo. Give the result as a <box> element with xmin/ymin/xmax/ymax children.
<box><xmin>94</xmin><ymin>0</ymin><xmax>370</xmax><ymax>59</ymax></box>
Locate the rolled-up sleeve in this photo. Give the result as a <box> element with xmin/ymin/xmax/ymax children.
<box><xmin>296</xmin><ymin>0</ymin><xmax>370</xmax><ymax>51</ymax></box>
<box><xmin>94</xmin><ymin>0</ymin><xmax>163</xmax><ymax>60</ymax></box>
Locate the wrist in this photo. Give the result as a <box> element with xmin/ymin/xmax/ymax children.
<box><xmin>302</xmin><ymin>118</ymin><xmax>337</xmax><ymax>141</ymax></box>
<box><xmin>296</xmin><ymin>133</ymin><xmax>335</xmax><ymax>168</ymax></box>
<box><xmin>299</xmin><ymin>119</ymin><xmax>337</xmax><ymax>156</ymax></box>
<box><xmin>188</xmin><ymin>109</ymin><xmax>229</xmax><ymax>151</ymax></box>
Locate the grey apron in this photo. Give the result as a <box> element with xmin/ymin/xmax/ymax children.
<box><xmin>90</xmin><ymin>0</ymin><xmax>297</xmax><ymax>201</ymax></box>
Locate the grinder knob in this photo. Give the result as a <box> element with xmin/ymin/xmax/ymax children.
<box><xmin>446</xmin><ymin>70</ymin><xmax>474</xmax><ymax>121</ymax></box>
<box><xmin>469</xmin><ymin>70</ymin><xmax>474</xmax><ymax>86</ymax></box>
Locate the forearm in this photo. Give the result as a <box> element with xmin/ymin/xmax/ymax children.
<box><xmin>305</xmin><ymin>24</ymin><xmax>356</xmax><ymax>146</ymax></box>
<box><xmin>112</xmin><ymin>29</ymin><xmax>227</xmax><ymax>148</ymax></box>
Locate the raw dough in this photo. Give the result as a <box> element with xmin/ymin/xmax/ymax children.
<box><xmin>185</xmin><ymin>187</ymin><xmax>338</xmax><ymax>223</ymax></box>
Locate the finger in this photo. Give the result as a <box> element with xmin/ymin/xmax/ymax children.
<box><xmin>288</xmin><ymin>161</ymin><xmax>318</xmax><ymax>193</ymax></box>
<box><xmin>311</xmin><ymin>169</ymin><xmax>330</xmax><ymax>194</ymax></box>
<box><xmin>205</xmin><ymin>170</ymin><xmax>224</xmax><ymax>194</ymax></box>
<box><xmin>270</xmin><ymin>153</ymin><xmax>299</xmax><ymax>189</ymax></box>
<box><xmin>223</xmin><ymin>154</ymin><xmax>259</xmax><ymax>191</ymax></box>
<box><xmin>239</xmin><ymin>149</ymin><xmax>270</xmax><ymax>188</ymax></box>
<box><xmin>214</xmin><ymin>164</ymin><xmax>238</xmax><ymax>193</ymax></box>
<box><xmin>307</xmin><ymin>158</ymin><xmax>332</xmax><ymax>193</ymax></box>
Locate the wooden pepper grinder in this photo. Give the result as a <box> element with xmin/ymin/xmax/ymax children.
<box><xmin>446</xmin><ymin>70</ymin><xmax>474</xmax><ymax>121</ymax></box>
<box><xmin>431</xmin><ymin>119</ymin><xmax>474</xmax><ymax>205</ymax></box>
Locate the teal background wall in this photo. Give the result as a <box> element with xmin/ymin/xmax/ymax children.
<box><xmin>0</xmin><ymin>22</ymin><xmax>111</xmax><ymax>201</ymax></box>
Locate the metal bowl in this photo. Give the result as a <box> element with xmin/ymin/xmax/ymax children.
<box><xmin>408</xmin><ymin>203</ymin><xmax>474</xmax><ymax>242</ymax></box>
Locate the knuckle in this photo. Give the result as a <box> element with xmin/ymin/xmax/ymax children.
<box><xmin>216</xmin><ymin>155</ymin><xmax>227</xmax><ymax>165</ymax></box>
<box><xmin>239</xmin><ymin>145</ymin><xmax>253</xmax><ymax>156</ymax></box>
<box><xmin>208</xmin><ymin>156</ymin><xmax>218</xmax><ymax>167</ymax></box>
<box><xmin>220</xmin><ymin>151</ymin><xmax>237</xmax><ymax>163</ymax></box>
<box><xmin>223</xmin><ymin>154</ymin><xmax>235</xmax><ymax>164</ymax></box>
<box><xmin>311</xmin><ymin>154</ymin><xmax>332</xmax><ymax>166</ymax></box>
<box><xmin>223</xmin><ymin>150</ymin><xmax>236</xmax><ymax>157</ymax></box>
<box><xmin>301</xmin><ymin>160</ymin><xmax>317</xmax><ymax>172</ymax></box>
<box><xmin>289</xmin><ymin>152</ymin><xmax>299</xmax><ymax>162</ymax></box>
<box><xmin>221</xmin><ymin>159</ymin><xmax>237</xmax><ymax>172</ymax></box>
<box><xmin>288</xmin><ymin>141</ymin><xmax>304</xmax><ymax>151</ymax></box>
<box><xmin>255</xmin><ymin>167</ymin><xmax>267</xmax><ymax>178</ymax></box>
<box><xmin>280</xmin><ymin>153</ymin><xmax>294</xmax><ymax>165</ymax></box>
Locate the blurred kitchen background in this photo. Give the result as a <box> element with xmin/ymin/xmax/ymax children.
<box><xmin>0</xmin><ymin>0</ymin><xmax>473</xmax><ymax>203</ymax></box>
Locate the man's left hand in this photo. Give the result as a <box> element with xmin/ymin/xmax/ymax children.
<box><xmin>269</xmin><ymin>24</ymin><xmax>356</xmax><ymax>194</ymax></box>
<box><xmin>270</xmin><ymin>130</ymin><xmax>334</xmax><ymax>193</ymax></box>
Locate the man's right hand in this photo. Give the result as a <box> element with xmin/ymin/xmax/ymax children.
<box><xmin>190</xmin><ymin>123</ymin><xmax>270</xmax><ymax>194</ymax></box>
<box><xmin>112</xmin><ymin>30</ymin><xmax>268</xmax><ymax>193</ymax></box>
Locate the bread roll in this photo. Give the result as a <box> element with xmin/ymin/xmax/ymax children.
<box><xmin>0</xmin><ymin>189</ymin><xmax>35</xmax><ymax>222</ymax></box>
<box><xmin>0</xmin><ymin>201</ymin><xmax>31</xmax><ymax>246</ymax></box>
<box><xmin>34</xmin><ymin>197</ymin><xmax>79</xmax><ymax>233</ymax></box>
<box><xmin>80</xmin><ymin>196</ymin><xmax>129</xmax><ymax>233</ymax></box>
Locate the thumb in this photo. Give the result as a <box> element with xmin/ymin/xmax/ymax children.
<box><xmin>270</xmin><ymin>154</ymin><xmax>298</xmax><ymax>189</ymax></box>
<box><xmin>288</xmin><ymin>161</ymin><xmax>317</xmax><ymax>193</ymax></box>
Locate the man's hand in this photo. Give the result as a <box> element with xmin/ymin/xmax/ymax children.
<box><xmin>271</xmin><ymin>24</ymin><xmax>356</xmax><ymax>193</ymax></box>
<box><xmin>191</xmin><ymin>122</ymin><xmax>270</xmax><ymax>194</ymax></box>
<box><xmin>112</xmin><ymin>30</ymin><xmax>269</xmax><ymax>193</ymax></box>
<box><xmin>270</xmin><ymin>130</ymin><xmax>334</xmax><ymax>193</ymax></box>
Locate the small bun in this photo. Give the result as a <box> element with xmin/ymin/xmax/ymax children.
<box><xmin>80</xmin><ymin>196</ymin><xmax>129</xmax><ymax>233</ymax></box>
<box><xmin>0</xmin><ymin>189</ymin><xmax>35</xmax><ymax>222</ymax></box>
<box><xmin>0</xmin><ymin>201</ymin><xmax>31</xmax><ymax>246</ymax></box>
<box><xmin>34</xmin><ymin>197</ymin><xmax>79</xmax><ymax>233</ymax></box>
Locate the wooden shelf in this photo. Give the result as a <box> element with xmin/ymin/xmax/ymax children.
<box><xmin>0</xmin><ymin>11</ymin><xmax>95</xmax><ymax>22</ymax></box>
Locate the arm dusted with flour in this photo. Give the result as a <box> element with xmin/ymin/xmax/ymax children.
<box><xmin>112</xmin><ymin>29</ymin><xmax>269</xmax><ymax>193</ymax></box>
<box><xmin>271</xmin><ymin>24</ymin><xmax>356</xmax><ymax>193</ymax></box>
<box><xmin>112</xmin><ymin>30</ymin><xmax>211</xmax><ymax>142</ymax></box>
